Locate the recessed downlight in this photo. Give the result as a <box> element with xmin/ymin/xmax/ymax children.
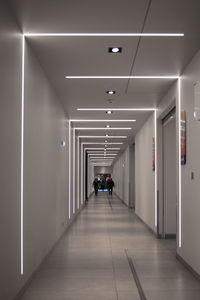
<box><xmin>105</xmin><ymin>134</ymin><xmax>109</xmax><ymax>137</ymax></box>
<box><xmin>106</xmin><ymin>110</ymin><xmax>112</xmax><ymax>115</ymax></box>
<box><xmin>108</xmin><ymin>47</ymin><xmax>122</xmax><ymax>53</ymax></box>
<box><xmin>106</xmin><ymin>125</ymin><xmax>111</xmax><ymax>128</ymax></box>
<box><xmin>106</xmin><ymin>90</ymin><xmax>116</xmax><ymax>95</ymax></box>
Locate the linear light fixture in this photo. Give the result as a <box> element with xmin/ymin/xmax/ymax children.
<box><xmin>178</xmin><ymin>77</ymin><xmax>182</xmax><ymax>248</ymax></box>
<box><xmin>20</xmin><ymin>31</ymin><xmax>182</xmax><ymax>276</ymax></box>
<box><xmin>89</xmin><ymin>154</ymin><xmax>117</xmax><ymax>156</ymax></box>
<box><xmin>106</xmin><ymin>148</ymin><xmax>121</xmax><ymax>150</ymax></box>
<box><xmin>20</xmin><ymin>35</ymin><xmax>25</xmax><ymax>276</ymax></box>
<box><xmin>87</xmin><ymin>151</ymin><xmax>118</xmax><ymax>154</ymax></box>
<box><xmin>71</xmin><ymin>118</ymin><xmax>136</xmax><ymax>123</ymax></box>
<box><xmin>67</xmin><ymin>76</ymin><xmax>179</xmax><ymax>79</ymax></box>
<box><xmin>25</xmin><ymin>33</ymin><xmax>184</xmax><ymax>37</ymax></box>
<box><xmin>79</xmin><ymin>136</ymin><xmax>127</xmax><ymax>138</ymax></box>
<box><xmin>77</xmin><ymin>108</ymin><xmax>155</xmax><ymax>111</ymax></box>
<box><xmin>83</xmin><ymin>142</ymin><xmax>123</xmax><ymax>145</ymax></box>
<box><xmin>75</xmin><ymin>127</ymin><xmax>132</xmax><ymax>130</ymax></box>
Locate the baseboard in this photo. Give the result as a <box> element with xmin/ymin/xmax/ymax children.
<box><xmin>134</xmin><ymin>212</ymin><xmax>157</xmax><ymax>237</ymax></box>
<box><xmin>14</xmin><ymin>207</ymin><xmax>82</xmax><ymax>300</ymax></box>
<box><xmin>165</xmin><ymin>234</ymin><xmax>176</xmax><ymax>239</ymax></box>
<box><xmin>176</xmin><ymin>253</ymin><xmax>200</xmax><ymax>281</ymax></box>
<box><xmin>113</xmin><ymin>192</ymin><xmax>129</xmax><ymax>207</ymax></box>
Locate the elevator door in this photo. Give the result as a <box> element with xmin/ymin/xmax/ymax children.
<box><xmin>163</xmin><ymin>112</ymin><xmax>176</xmax><ymax>238</ymax></box>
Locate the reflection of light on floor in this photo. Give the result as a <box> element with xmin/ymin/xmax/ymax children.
<box><xmin>98</xmin><ymin>189</ymin><xmax>109</xmax><ymax>192</ymax></box>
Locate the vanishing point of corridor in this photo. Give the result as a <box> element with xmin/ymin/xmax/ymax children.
<box><xmin>20</xmin><ymin>194</ymin><xmax>200</xmax><ymax>300</ymax></box>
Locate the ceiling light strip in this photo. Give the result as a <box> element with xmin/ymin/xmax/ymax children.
<box><xmin>77</xmin><ymin>108</ymin><xmax>155</xmax><ymax>111</ymax></box>
<box><xmin>71</xmin><ymin>120</ymin><xmax>136</xmax><ymax>122</ymax></box>
<box><xmin>75</xmin><ymin>128</ymin><xmax>132</xmax><ymax>130</ymax></box>
<box><xmin>79</xmin><ymin>136</ymin><xmax>127</xmax><ymax>138</ymax></box>
<box><xmin>67</xmin><ymin>76</ymin><xmax>179</xmax><ymax>79</ymax></box>
<box><xmin>25</xmin><ymin>33</ymin><xmax>184</xmax><ymax>37</ymax></box>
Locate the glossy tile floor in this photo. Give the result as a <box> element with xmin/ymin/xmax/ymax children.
<box><xmin>21</xmin><ymin>193</ymin><xmax>200</xmax><ymax>300</ymax></box>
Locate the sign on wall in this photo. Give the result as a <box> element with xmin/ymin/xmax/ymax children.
<box><xmin>181</xmin><ymin>110</ymin><xmax>186</xmax><ymax>165</ymax></box>
<box><xmin>152</xmin><ymin>137</ymin><xmax>155</xmax><ymax>171</ymax></box>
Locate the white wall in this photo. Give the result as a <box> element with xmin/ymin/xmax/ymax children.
<box><xmin>135</xmin><ymin>113</ymin><xmax>155</xmax><ymax>232</ymax></box>
<box><xmin>23</xmin><ymin>40</ymin><xmax>70</xmax><ymax>278</ymax></box>
<box><xmin>177</xmin><ymin>49</ymin><xmax>200</xmax><ymax>275</ymax></box>
<box><xmin>88</xmin><ymin>160</ymin><xmax>94</xmax><ymax>197</ymax></box>
<box><xmin>0</xmin><ymin>2</ymin><xmax>22</xmax><ymax>300</ymax></box>
<box><xmin>94</xmin><ymin>166</ymin><xmax>113</xmax><ymax>175</ymax></box>
<box><xmin>0</xmin><ymin>7</ymin><xmax>72</xmax><ymax>299</ymax></box>
<box><xmin>112</xmin><ymin>146</ymin><xmax>130</xmax><ymax>206</ymax></box>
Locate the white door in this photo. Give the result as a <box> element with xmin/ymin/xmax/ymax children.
<box><xmin>163</xmin><ymin>112</ymin><xmax>176</xmax><ymax>238</ymax></box>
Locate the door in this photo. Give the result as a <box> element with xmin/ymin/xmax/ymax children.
<box><xmin>163</xmin><ymin>109</ymin><xmax>176</xmax><ymax>238</ymax></box>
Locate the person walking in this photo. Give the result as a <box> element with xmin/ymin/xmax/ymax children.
<box><xmin>93</xmin><ymin>178</ymin><xmax>99</xmax><ymax>196</ymax></box>
<box><xmin>108</xmin><ymin>178</ymin><xmax>114</xmax><ymax>195</ymax></box>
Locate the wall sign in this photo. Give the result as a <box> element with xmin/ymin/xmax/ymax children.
<box><xmin>152</xmin><ymin>137</ymin><xmax>155</xmax><ymax>171</ymax></box>
<box><xmin>181</xmin><ymin>110</ymin><xmax>186</xmax><ymax>165</ymax></box>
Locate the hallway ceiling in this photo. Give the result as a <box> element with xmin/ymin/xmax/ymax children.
<box><xmin>9</xmin><ymin>0</ymin><xmax>200</xmax><ymax>164</ymax></box>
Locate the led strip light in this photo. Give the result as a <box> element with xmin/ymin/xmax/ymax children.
<box><xmin>20</xmin><ymin>32</ymin><xmax>182</xmax><ymax>275</ymax></box>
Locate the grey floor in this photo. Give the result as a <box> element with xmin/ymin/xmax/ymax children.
<box><xmin>21</xmin><ymin>193</ymin><xmax>200</xmax><ymax>300</ymax></box>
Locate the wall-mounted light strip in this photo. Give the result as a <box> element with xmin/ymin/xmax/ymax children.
<box><xmin>67</xmin><ymin>75</ymin><xmax>179</xmax><ymax>79</ymax></box>
<box><xmin>25</xmin><ymin>33</ymin><xmax>184</xmax><ymax>37</ymax></box>
<box><xmin>75</xmin><ymin>127</ymin><xmax>132</xmax><ymax>130</ymax></box>
<box><xmin>69</xmin><ymin>121</ymin><xmax>71</xmax><ymax>219</ymax></box>
<box><xmin>154</xmin><ymin>110</ymin><xmax>157</xmax><ymax>227</ymax></box>
<box><xmin>178</xmin><ymin>77</ymin><xmax>182</xmax><ymax>248</ymax></box>
<box><xmin>73</xmin><ymin>128</ymin><xmax>75</xmax><ymax>214</ymax></box>
<box><xmin>20</xmin><ymin>35</ymin><xmax>25</xmax><ymax>276</ymax></box>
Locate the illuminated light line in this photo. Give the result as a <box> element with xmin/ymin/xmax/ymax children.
<box><xmin>88</xmin><ymin>152</ymin><xmax>118</xmax><ymax>154</ymax></box>
<box><xmin>67</xmin><ymin>76</ymin><xmax>179</xmax><ymax>79</ymax></box>
<box><xmin>73</xmin><ymin>128</ymin><xmax>75</xmax><ymax>214</ymax></box>
<box><xmin>71</xmin><ymin>119</ymin><xmax>136</xmax><ymax>122</ymax></box>
<box><xmin>25</xmin><ymin>33</ymin><xmax>184</xmax><ymax>37</ymax></box>
<box><xmin>77</xmin><ymin>137</ymin><xmax>79</xmax><ymax>209</ymax></box>
<box><xmin>89</xmin><ymin>154</ymin><xmax>117</xmax><ymax>156</ymax></box>
<box><xmin>74</xmin><ymin>127</ymin><xmax>132</xmax><ymax>130</ymax></box>
<box><xmin>81</xmin><ymin>143</ymin><xmax>83</xmax><ymax>204</ymax></box>
<box><xmin>69</xmin><ymin>121</ymin><xmax>71</xmax><ymax>219</ymax></box>
<box><xmin>82</xmin><ymin>142</ymin><xmax>123</xmax><ymax>145</ymax></box>
<box><xmin>154</xmin><ymin>110</ymin><xmax>157</xmax><ymax>227</ymax></box>
<box><xmin>79</xmin><ymin>136</ymin><xmax>127</xmax><ymax>138</ymax></box>
<box><xmin>20</xmin><ymin>35</ymin><xmax>25</xmax><ymax>276</ymax></box>
<box><xmin>84</xmin><ymin>147</ymin><xmax>121</xmax><ymax>150</ymax></box>
<box><xmin>178</xmin><ymin>77</ymin><xmax>182</xmax><ymax>248</ymax></box>
<box><xmin>77</xmin><ymin>108</ymin><xmax>155</xmax><ymax>111</ymax></box>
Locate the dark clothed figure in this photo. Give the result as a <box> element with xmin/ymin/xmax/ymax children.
<box><xmin>101</xmin><ymin>180</ymin><xmax>105</xmax><ymax>190</ymax></box>
<box><xmin>108</xmin><ymin>178</ymin><xmax>114</xmax><ymax>195</ymax></box>
<box><xmin>93</xmin><ymin>178</ymin><xmax>99</xmax><ymax>196</ymax></box>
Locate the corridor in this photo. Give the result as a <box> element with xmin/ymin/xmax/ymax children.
<box><xmin>20</xmin><ymin>194</ymin><xmax>200</xmax><ymax>300</ymax></box>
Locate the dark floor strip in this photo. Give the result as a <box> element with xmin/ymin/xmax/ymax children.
<box><xmin>124</xmin><ymin>249</ymin><xmax>147</xmax><ymax>300</ymax></box>
<box><xmin>107</xmin><ymin>195</ymin><xmax>113</xmax><ymax>210</ymax></box>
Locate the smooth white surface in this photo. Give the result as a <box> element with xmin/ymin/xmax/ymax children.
<box><xmin>163</xmin><ymin>116</ymin><xmax>177</xmax><ymax>235</ymax></box>
<box><xmin>135</xmin><ymin>113</ymin><xmax>155</xmax><ymax>231</ymax></box>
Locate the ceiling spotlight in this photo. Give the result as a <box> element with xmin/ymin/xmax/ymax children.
<box><xmin>105</xmin><ymin>140</ymin><xmax>108</xmax><ymax>142</ymax></box>
<box><xmin>106</xmin><ymin>90</ymin><xmax>116</xmax><ymax>95</ymax></box>
<box><xmin>105</xmin><ymin>125</ymin><xmax>111</xmax><ymax>128</ymax></box>
<box><xmin>106</xmin><ymin>110</ymin><xmax>112</xmax><ymax>115</ymax></box>
<box><xmin>105</xmin><ymin>134</ymin><xmax>109</xmax><ymax>137</ymax></box>
<box><xmin>108</xmin><ymin>47</ymin><xmax>122</xmax><ymax>53</ymax></box>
